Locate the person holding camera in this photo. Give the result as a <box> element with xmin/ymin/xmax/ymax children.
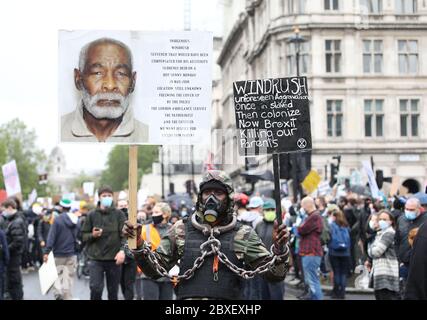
<box><xmin>81</xmin><ymin>186</ymin><xmax>126</xmax><ymax>300</ymax></box>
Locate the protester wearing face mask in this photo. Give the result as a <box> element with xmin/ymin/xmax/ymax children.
<box><xmin>2</xmin><ymin>199</ymin><xmax>26</xmax><ymax>300</ymax></box>
<box><xmin>363</xmin><ymin>213</ymin><xmax>379</xmax><ymax>274</ymax></box>
<box><xmin>138</xmin><ymin>202</ymin><xmax>173</xmax><ymax>300</ymax></box>
<box><xmin>367</xmin><ymin>210</ymin><xmax>400</xmax><ymax>300</ymax></box>
<box><xmin>395</xmin><ymin>197</ymin><xmax>427</xmax><ymax>297</ymax></box>
<box><xmin>81</xmin><ymin>186</ymin><xmax>126</xmax><ymax>300</ymax></box>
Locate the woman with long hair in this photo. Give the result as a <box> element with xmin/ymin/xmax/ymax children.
<box><xmin>368</xmin><ymin>210</ymin><xmax>400</xmax><ymax>300</ymax></box>
<box><xmin>327</xmin><ymin>208</ymin><xmax>351</xmax><ymax>299</ymax></box>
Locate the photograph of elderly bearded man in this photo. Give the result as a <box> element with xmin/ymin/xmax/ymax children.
<box><xmin>61</xmin><ymin>37</ymin><xmax>148</xmax><ymax>143</ymax></box>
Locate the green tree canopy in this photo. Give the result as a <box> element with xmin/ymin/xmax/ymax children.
<box><xmin>0</xmin><ymin>118</ymin><xmax>47</xmax><ymax>198</ymax></box>
<box><xmin>100</xmin><ymin>145</ymin><xmax>159</xmax><ymax>191</ymax></box>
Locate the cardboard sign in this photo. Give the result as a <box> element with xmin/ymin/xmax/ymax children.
<box><xmin>59</xmin><ymin>30</ymin><xmax>212</xmax><ymax>145</ymax></box>
<box><xmin>2</xmin><ymin>160</ymin><xmax>22</xmax><ymax>197</ymax></box>
<box><xmin>301</xmin><ymin>170</ymin><xmax>322</xmax><ymax>194</ymax></box>
<box><xmin>233</xmin><ymin>77</ymin><xmax>311</xmax><ymax>156</ymax></box>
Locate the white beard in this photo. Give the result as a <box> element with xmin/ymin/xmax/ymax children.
<box><xmin>82</xmin><ymin>89</ymin><xmax>130</xmax><ymax>119</ymax></box>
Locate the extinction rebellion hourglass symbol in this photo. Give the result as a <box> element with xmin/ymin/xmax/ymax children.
<box><xmin>297</xmin><ymin>138</ymin><xmax>307</xmax><ymax>149</ymax></box>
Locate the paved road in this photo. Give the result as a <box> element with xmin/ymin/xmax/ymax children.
<box><xmin>284</xmin><ymin>283</ymin><xmax>375</xmax><ymax>300</ymax></box>
<box><xmin>22</xmin><ymin>268</ymin><xmax>124</xmax><ymax>300</ymax></box>
<box><xmin>21</xmin><ymin>269</ymin><xmax>374</xmax><ymax>300</ymax></box>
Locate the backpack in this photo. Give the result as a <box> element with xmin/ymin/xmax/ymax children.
<box><xmin>320</xmin><ymin>217</ymin><xmax>330</xmax><ymax>246</ymax></box>
<box><xmin>330</xmin><ymin>223</ymin><xmax>350</xmax><ymax>251</ymax></box>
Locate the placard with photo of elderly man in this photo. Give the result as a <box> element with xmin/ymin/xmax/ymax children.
<box><xmin>59</xmin><ymin>30</ymin><xmax>213</xmax><ymax>145</ymax></box>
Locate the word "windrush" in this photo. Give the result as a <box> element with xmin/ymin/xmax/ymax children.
<box><xmin>234</xmin><ymin>77</ymin><xmax>307</xmax><ymax>96</ymax></box>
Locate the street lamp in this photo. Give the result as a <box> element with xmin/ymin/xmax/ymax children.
<box><xmin>286</xmin><ymin>26</ymin><xmax>308</xmax><ymax>202</ymax></box>
<box><xmin>287</xmin><ymin>26</ymin><xmax>307</xmax><ymax>77</ymax></box>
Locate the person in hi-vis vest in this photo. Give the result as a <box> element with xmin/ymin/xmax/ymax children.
<box><xmin>138</xmin><ymin>202</ymin><xmax>173</xmax><ymax>300</ymax></box>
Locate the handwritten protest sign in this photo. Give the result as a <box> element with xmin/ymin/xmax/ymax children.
<box><xmin>233</xmin><ymin>77</ymin><xmax>311</xmax><ymax>156</ymax></box>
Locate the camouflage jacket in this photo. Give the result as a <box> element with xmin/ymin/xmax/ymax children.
<box><xmin>131</xmin><ymin>216</ymin><xmax>289</xmax><ymax>283</ymax></box>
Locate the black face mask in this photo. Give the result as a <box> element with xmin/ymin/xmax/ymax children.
<box><xmin>121</xmin><ymin>208</ymin><xmax>128</xmax><ymax>216</ymax></box>
<box><xmin>152</xmin><ymin>215</ymin><xmax>164</xmax><ymax>225</ymax></box>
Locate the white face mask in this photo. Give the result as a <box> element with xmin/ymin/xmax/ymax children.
<box><xmin>66</xmin><ymin>212</ymin><xmax>79</xmax><ymax>225</ymax></box>
<box><xmin>369</xmin><ymin>220</ymin><xmax>377</xmax><ymax>231</ymax></box>
<box><xmin>3</xmin><ymin>209</ymin><xmax>16</xmax><ymax>218</ymax></box>
<box><xmin>327</xmin><ymin>216</ymin><xmax>334</xmax><ymax>225</ymax></box>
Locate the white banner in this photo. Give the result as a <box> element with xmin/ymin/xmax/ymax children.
<box><xmin>83</xmin><ymin>182</ymin><xmax>95</xmax><ymax>197</ymax></box>
<box><xmin>2</xmin><ymin>160</ymin><xmax>22</xmax><ymax>196</ymax></box>
<box><xmin>362</xmin><ymin>161</ymin><xmax>380</xmax><ymax>199</ymax></box>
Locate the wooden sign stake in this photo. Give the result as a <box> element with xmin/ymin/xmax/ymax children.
<box><xmin>128</xmin><ymin>145</ymin><xmax>138</xmax><ymax>249</ymax></box>
<box><xmin>272</xmin><ymin>153</ymin><xmax>282</xmax><ymax>225</ymax></box>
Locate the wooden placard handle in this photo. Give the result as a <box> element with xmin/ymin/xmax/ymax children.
<box><xmin>128</xmin><ymin>145</ymin><xmax>138</xmax><ymax>249</ymax></box>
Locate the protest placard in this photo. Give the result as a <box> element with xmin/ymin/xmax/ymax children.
<box><xmin>59</xmin><ymin>30</ymin><xmax>212</xmax><ymax>145</ymax></box>
<box><xmin>233</xmin><ymin>77</ymin><xmax>311</xmax><ymax>156</ymax></box>
<box><xmin>2</xmin><ymin>160</ymin><xmax>22</xmax><ymax>196</ymax></box>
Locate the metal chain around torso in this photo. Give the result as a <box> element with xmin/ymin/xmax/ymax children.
<box><xmin>128</xmin><ymin>228</ymin><xmax>289</xmax><ymax>282</ymax></box>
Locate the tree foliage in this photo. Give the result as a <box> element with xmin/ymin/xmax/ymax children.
<box><xmin>0</xmin><ymin>118</ymin><xmax>47</xmax><ymax>198</ymax></box>
<box><xmin>100</xmin><ymin>145</ymin><xmax>159</xmax><ymax>191</ymax></box>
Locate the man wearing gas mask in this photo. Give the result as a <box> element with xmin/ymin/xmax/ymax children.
<box><xmin>124</xmin><ymin>170</ymin><xmax>290</xmax><ymax>300</ymax></box>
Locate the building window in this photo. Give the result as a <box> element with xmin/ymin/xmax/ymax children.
<box><xmin>363</xmin><ymin>40</ymin><xmax>383</xmax><ymax>73</ymax></box>
<box><xmin>285</xmin><ymin>0</ymin><xmax>306</xmax><ymax>14</ymax></box>
<box><xmin>395</xmin><ymin>0</ymin><xmax>417</xmax><ymax>14</ymax></box>
<box><xmin>325</xmin><ymin>0</ymin><xmax>339</xmax><ymax>10</ymax></box>
<box><xmin>286</xmin><ymin>41</ymin><xmax>310</xmax><ymax>75</ymax></box>
<box><xmin>398</xmin><ymin>40</ymin><xmax>418</xmax><ymax>74</ymax></box>
<box><xmin>327</xmin><ymin>100</ymin><xmax>343</xmax><ymax>137</ymax></box>
<box><xmin>364</xmin><ymin>100</ymin><xmax>384</xmax><ymax>137</ymax></box>
<box><xmin>400</xmin><ymin>99</ymin><xmax>419</xmax><ymax>137</ymax></box>
<box><xmin>360</xmin><ymin>0</ymin><xmax>383</xmax><ymax>13</ymax></box>
<box><xmin>325</xmin><ymin>40</ymin><xmax>341</xmax><ymax>73</ymax></box>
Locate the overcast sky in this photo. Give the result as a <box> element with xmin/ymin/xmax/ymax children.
<box><xmin>0</xmin><ymin>0</ymin><xmax>222</xmax><ymax>173</ymax></box>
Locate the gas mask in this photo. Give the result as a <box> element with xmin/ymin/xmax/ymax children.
<box><xmin>203</xmin><ymin>195</ymin><xmax>225</xmax><ymax>223</ymax></box>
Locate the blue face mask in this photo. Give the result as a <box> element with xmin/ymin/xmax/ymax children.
<box><xmin>101</xmin><ymin>197</ymin><xmax>113</xmax><ymax>208</ymax></box>
<box><xmin>405</xmin><ymin>210</ymin><xmax>417</xmax><ymax>221</ymax></box>
<box><xmin>378</xmin><ymin>220</ymin><xmax>391</xmax><ymax>231</ymax></box>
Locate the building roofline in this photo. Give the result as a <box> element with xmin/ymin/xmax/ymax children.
<box><xmin>218</xmin><ymin>12</ymin><xmax>248</xmax><ymax>66</ymax></box>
